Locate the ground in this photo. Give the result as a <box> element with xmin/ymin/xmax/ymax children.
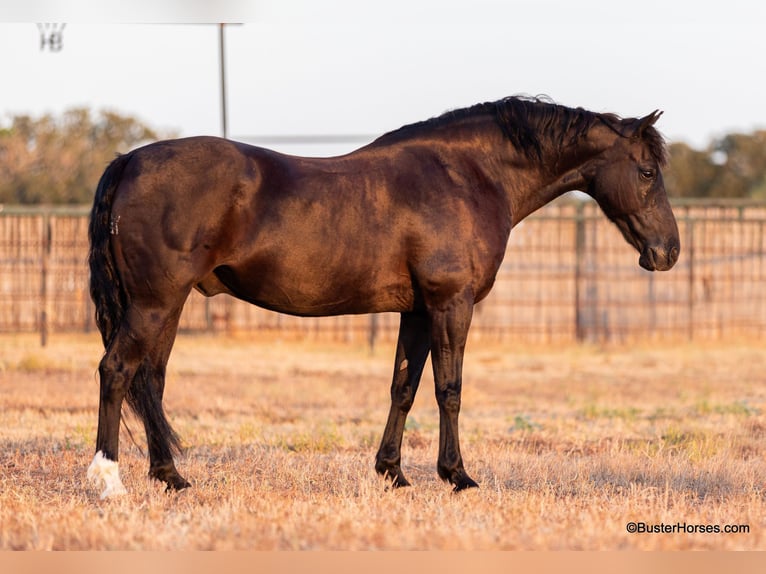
<box><xmin>0</xmin><ymin>332</ymin><xmax>764</xmax><ymax>550</ymax></box>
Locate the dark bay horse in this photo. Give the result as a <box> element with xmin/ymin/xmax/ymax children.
<box><xmin>86</xmin><ymin>96</ymin><xmax>679</xmax><ymax>498</ymax></box>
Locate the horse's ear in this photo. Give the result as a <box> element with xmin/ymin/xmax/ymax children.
<box><xmin>630</xmin><ymin>110</ymin><xmax>663</xmax><ymax>138</ymax></box>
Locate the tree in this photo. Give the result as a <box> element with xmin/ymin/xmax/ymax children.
<box><xmin>0</xmin><ymin>108</ymin><xmax>169</xmax><ymax>204</ymax></box>
<box><xmin>664</xmin><ymin>142</ymin><xmax>718</xmax><ymax>199</ymax></box>
<box><xmin>710</xmin><ymin>131</ymin><xmax>766</xmax><ymax>199</ymax></box>
<box><xmin>664</xmin><ymin>131</ymin><xmax>766</xmax><ymax>199</ymax></box>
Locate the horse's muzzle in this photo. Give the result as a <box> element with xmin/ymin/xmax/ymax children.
<box><xmin>640</xmin><ymin>242</ymin><xmax>680</xmax><ymax>271</ymax></box>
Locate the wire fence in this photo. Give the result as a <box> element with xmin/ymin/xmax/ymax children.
<box><xmin>2</xmin><ymin>200</ymin><xmax>765</xmax><ymax>346</ymax></box>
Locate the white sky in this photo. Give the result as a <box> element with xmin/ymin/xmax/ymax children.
<box><xmin>2</xmin><ymin>0</ymin><xmax>766</xmax><ymax>156</ymax></box>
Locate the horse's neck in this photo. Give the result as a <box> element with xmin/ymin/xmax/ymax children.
<box><xmin>502</xmin><ymin>126</ymin><xmax>616</xmax><ymax>227</ymax></box>
<box><xmin>505</xmin><ymin>162</ymin><xmax>586</xmax><ymax>227</ymax></box>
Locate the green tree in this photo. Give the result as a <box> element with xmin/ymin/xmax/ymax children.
<box><xmin>0</xmin><ymin>108</ymin><xmax>168</xmax><ymax>204</ymax></box>
<box><xmin>664</xmin><ymin>142</ymin><xmax>719</xmax><ymax>198</ymax></box>
<box><xmin>711</xmin><ymin>131</ymin><xmax>766</xmax><ymax>199</ymax></box>
<box><xmin>665</xmin><ymin>131</ymin><xmax>766</xmax><ymax>199</ymax></box>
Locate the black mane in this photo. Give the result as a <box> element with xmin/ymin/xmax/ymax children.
<box><xmin>376</xmin><ymin>96</ymin><xmax>667</xmax><ymax>165</ymax></box>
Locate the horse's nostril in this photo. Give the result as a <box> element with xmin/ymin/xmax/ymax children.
<box><xmin>670</xmin><ymin>245</ymin><xmax>680</xmax><ymax>262</ymax></box>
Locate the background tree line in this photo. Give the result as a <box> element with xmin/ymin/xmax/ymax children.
<box><xmin>666</xmin><ymin>134</ymin><xmax>766</xmax><ymax>199</ymax></box>
<box><xmin>0</xmin><ymin>108</ymin><xmax>167</xmax><ymax>204</ymax></box>
<box><xmin>1</xmin><ymin>107</ymin><xmax>766</xmax><ymax>204</ymax></box>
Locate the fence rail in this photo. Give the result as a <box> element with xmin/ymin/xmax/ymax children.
<box><xmin>2</xmin><ymin>199</ymin><xmax>766</xmax><ymax>345</ymax></box>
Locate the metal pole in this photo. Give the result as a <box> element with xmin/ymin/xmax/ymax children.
<box><xmin>574</xmin><ymin>203</ymin><xmax>586</xmax><ymax>342</ymax></box>
<box><xmin>206</xmin><ymin>23</ymin><xmax>230</xmax><ymax>331</ymax></box>
<box><xmin>40</xmin><ymin>215</ymin><xmax>52</xmax><ymax>347</ymax></box>
<box><xmin>219</xmin><ymin>23</ymin><xmax>228</xmax><ymax>139</ymax></box>
<box><xmin>687</xmin><ymin>220</ymin><xmax>695</xmax><ymax>341</ymax></box>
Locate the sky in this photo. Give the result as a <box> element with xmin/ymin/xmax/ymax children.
<box><xmin>2</xmin><ymin>0</ymin><xmax>766</xmax><ymax>157</ymax></box>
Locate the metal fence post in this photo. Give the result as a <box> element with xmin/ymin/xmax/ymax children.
<box><xmin>687</xmin><ymin>219</ymin><xmax>695</xmax><ymax>340</ymax></box>
<box><xmin>574</xmin><ymin>202</ymin><xmax>586</xmax><ymax>342</ymax></box>
<box><xmin>368</xmin><ymin>313</ymin><xmax>378</xmax><ymax>354</ymax></box>
<box><xmin>40</xmin><ymin>214</ymin><xmax>52</xmax><ymax>347</ymax></box>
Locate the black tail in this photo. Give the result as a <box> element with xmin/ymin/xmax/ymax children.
<box><xmin>88</xmin><ymin>154</ymin><xmax>182</xmax><ymax>456</ymax></box>
<box><xmin>88</xmin><ymin>153</ymin><xmax>132</xmax><ymax>349</ymax></box>
<box><xmin>127</xmin><ymin>360</ymin><xmax>183</xmax><ymax>458</ymax></box>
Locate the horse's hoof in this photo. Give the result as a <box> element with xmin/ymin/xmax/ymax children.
<box><xmin>452</xmin><ymin>477</ymin><xmax>479</xmax><ymax>492</ymax></box>
<box><xmin>165</xmin><ymin>477</ymin><xmax>191</xmax><ymax>492</ymax></box>
<box><xmin>150</xmin><ymin>464</ymin><xmax>190</xmax><ymax>492</ymax></box>
<box><xmin>88</xmin><ymin>451</ymin><xmax>128</xmax><ymax>499</ymax></box>
<box><xmin>448</xmin><ymin>470</ymin><xmax>479</xmax><ymax>492</ymax></box>
<box><xmin>390</xmin><ymin>475</ymin><xmax>411</xmax><ymax>489</ymax></box>
<box><xmin>376</xmin><ymin>464</ymin><xmax>412</xmax><ymax>489</ymax></box>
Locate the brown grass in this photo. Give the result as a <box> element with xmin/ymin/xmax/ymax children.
<box><xmin>1</xmin><ymin>332</ymin><xmax>765</xmax><ymax>550</ymax></box>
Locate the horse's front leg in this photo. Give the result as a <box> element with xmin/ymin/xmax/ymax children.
<box><xmin>375</xmin><ymin>312</ymin><xmax>431</xmax><ymax>487</ymax></box>
<box><xmin>428</xmin><ymin>288</ymin><xmax>478</xmax><ymax>492</ymax></box>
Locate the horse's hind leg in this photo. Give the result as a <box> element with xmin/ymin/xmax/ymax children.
<box><xmin>375</xmin><ymin>312</ymin><xmax>431</xmax><ymax>487</ymax></box>
<box><xmin>141</xmin><ymin>308</ymin><xmax>190</xmax><ymax>491</ymax></box>
<box><xmin>88</xmin><ymin>304</ymin><xmax>187</xmax><ymax>498</ymax></box>
<box><xmin>88</xmin><ymin>319</ymin><xmax>145</xmax><ymax>498</ymax></box>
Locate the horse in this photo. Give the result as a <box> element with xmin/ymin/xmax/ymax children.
<box><xmin>86</xmin><ymin>96</ymin><xmax>679</xmax><ymax>499</ymax></box>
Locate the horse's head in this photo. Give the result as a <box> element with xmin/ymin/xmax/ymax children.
<box><xmin>585</xmin><ymin>111</ymin><xmax>680</xmax><ymax>271</ymax></box>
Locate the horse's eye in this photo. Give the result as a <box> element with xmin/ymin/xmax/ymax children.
<box><xmin>639</xmin><ymin>168</ymin><xmax>656</xmax><ymax>181</ymax></box>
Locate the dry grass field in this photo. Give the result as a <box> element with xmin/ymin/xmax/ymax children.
<box><xmin>1</xmin><ymin>331</ymin><xmax>765</xmax><ymax>550</ymax></box>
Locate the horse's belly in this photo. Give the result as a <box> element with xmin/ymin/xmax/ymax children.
<box><xmin>212</xmin><ymin>262</ymin><xmax>415</xmax><ymax>317</ymax></box>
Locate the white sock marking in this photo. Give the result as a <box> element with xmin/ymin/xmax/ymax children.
<box><xmin>87</xmin><ymin>451</ymin><xmax>127</xmax><ymax>499</ymax></box>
